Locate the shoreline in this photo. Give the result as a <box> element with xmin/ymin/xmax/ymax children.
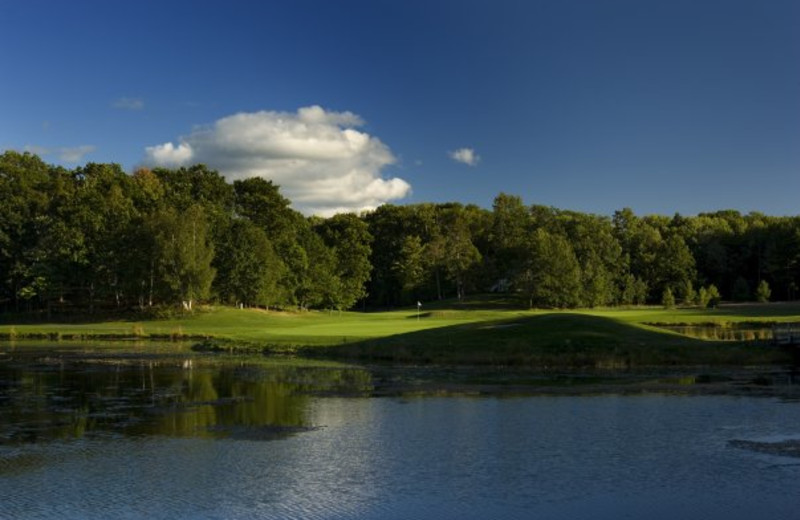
<box><xmin>3</xmin><ymin>340</ymin><xmax>797</xmax><ymax>400</ymax></box>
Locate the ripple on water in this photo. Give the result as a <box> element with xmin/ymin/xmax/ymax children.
<box><xmin>3</xmin><ymin>353</ymin><xmax>800</xmax><ymax>520</ymax></box>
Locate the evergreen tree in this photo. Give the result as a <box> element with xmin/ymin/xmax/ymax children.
<box><xmin>707</xmin><ymin>284</ymin><xmax>721</xmax><ymax>308</ymax></box>
<box><xmin>661</xmin><ymin>287</ymin><xmax>675</xmax><ymax>309</ymax></box>
<box><xmin>680</xmin><ymin>280</ymin><xmax>696</xmax><ymax>306</ymax></box>
<box><xmin>756</xmin><ymin>280</ymin><xmax>771</xmax><ymax>303</ymax></box>
<box><xmin>620</xmin><ymin>274</ymin><xmax>648</xmax><ymax>306</ymax></box>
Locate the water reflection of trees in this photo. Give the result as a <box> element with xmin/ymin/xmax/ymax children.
<box><xmin>0</xmin><ymin>360</ymin><xmax>373</xmax><ymax>443</ymax></box>
<box><xmin>663</xmin><ymin>325</ymin><xmax>773</xmax><ymax>342</ymax></box>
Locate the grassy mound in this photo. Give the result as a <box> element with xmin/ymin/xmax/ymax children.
<box><xmin>310</xmin><ymin>313</ymin><xmax>788</xmax><ymax>367</ymax></box>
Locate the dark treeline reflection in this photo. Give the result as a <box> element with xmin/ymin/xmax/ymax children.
<box><xmin>0</xmin><ymin>354</ymin><xmax>373</xmax><ymax>443</ymax></box>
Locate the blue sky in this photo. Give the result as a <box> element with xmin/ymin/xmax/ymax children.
<box><xmin>1</xmin><ymin>0</ymin><xmax>798</xmax><ymax>216</ymax></box>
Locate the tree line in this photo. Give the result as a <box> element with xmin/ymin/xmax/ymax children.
<box><xmin>1</xmin><ymin>150</ymin><xmax>798</xmax><ymax>315</ymax></box>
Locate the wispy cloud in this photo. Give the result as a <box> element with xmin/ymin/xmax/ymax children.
<box><xmin>144</xmin><ymin>106</ymin><xmax>411</xmax><ymax>216</ymax></box>
<box><xmin>24</xmin><ymin>144</ymin><xmax>96</xmax><ymax>163</ymax></box>
<box><xmin>59</xmin><ymin>145</ymin><xmax>96</xmax><ymax>163</ymax></box>
<box><xmin>24</xmin><ymin>145</ymin><xmax>51</xmax><ymax>156</ymax></box>
<box><xmin>449</xmin><ymin>147</ymin><xmax>480</xmax><ymax>166</ymax></box>
<box><xmin>113</xmin><ymin>97</ymin><xmax>144</xmax><ymax>110</ymax></box>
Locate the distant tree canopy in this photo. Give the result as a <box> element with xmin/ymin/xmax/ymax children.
<box><xmin>2</xmin><ymin>150</ymin><xmax>800</xmax><ymax>314</ymax></box>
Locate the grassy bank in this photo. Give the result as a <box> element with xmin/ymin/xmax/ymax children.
<box><xmin>0</xmin><ymin>306</ymin><xmax>502</xmax><ymax>344</ymax></box>
<box><xmin>1</xmin><ymin>297</ymin><xmax>798</xmax><ymax>366</ymax></box>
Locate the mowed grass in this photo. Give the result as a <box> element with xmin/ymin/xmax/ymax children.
<box><xmin>0</xmin><ymin>306</ymin><xmax>513</xmax><ymax>344</ymax></box>
<box><xmin>1</xmin><ymin>297</ymin><xmax>798</xmax><ymax>366</ymax></box>
<box><xmin>583</xmin><ymin>302</ymin><xmax>800</xmax><ymax>326</ymax></box>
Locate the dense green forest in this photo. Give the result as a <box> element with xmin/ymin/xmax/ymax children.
<box><xmin>1</xmin><ymin>150</ymin><xmax>798</xmax><ymax>315</ymax></box>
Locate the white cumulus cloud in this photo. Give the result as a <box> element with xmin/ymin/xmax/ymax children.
<box><xmin>143</xmin><ymin>106</ymin><xmax>411</xmax><ymax>216</ymax></box>
<box><xmin>449</xmin><ymin>147</ymin><xmax>480</xmax><ymax>166</ymax></box>
<box><xmin>145</xmin><ymin>142</ymin><xmax>194</xmax><ymax>167</ymax></box>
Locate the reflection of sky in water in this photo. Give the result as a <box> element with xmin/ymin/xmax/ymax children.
<box><xmin>2</xmin><ymin>351</ymin><xmax>800</xmax><ymax>519</ymax></box>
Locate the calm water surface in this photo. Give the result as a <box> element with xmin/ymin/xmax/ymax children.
<box><xmin>1</xmin><ymin>343</ymin><xmax>800</xmax><ymax>519</ymax></box>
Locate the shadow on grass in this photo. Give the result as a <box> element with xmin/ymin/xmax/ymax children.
<box><xmin>308</xmin><ymin>313</ymin><xmax>789</xmax><ymax>368</ymax></box>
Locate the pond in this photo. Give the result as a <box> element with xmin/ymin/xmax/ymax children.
<box><xmin>656</xmin><ymin>324</ymin><xmax>775</xmax><ymax>342</ymax></box>
<box><xmin>2</xmin><ymin>342</ymin><xmax>800</xmax><ymax>519</ymax></box>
